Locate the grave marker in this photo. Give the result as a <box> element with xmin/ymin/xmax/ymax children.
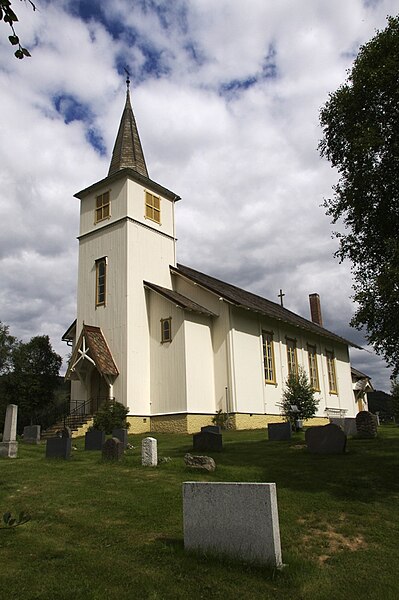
<box><xmin>0</xmin><ymin>404</ymin><xmax>18</xmax><ymax>458</ymax></box>
<box><xmin>142</xmin><ymin>437</ymin><xmax>157</xmax><ymax>466</ymax></box>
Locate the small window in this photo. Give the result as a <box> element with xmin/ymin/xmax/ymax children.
<box><xmin>262</xmin><ymin>331</ymin><xmax>276</xmax><ymax>384</ymax></box>
<box><xmin>286</xmin><ymin>338</ymin><xmax>298</xmax><ymax>376</ymax></box>
<box><xmin>326</xmin><ymin>350</ymin><xmax>337</xmax><ymax>394</ymax></box>
<box><xmin>145</xmin><ymin>191</ymin><xmax>161</xmax><ymax>224</ymax></box>
<box><xmin>161</xmin><ymin>317</ymin><xmax>172</xmax><ymax>343</ymax></box>
<box><xmin>95</xmin><ymin>191</ymin><xmax>110</xmax><ymax>223</ymax></box>
<box><xmin>96</xmin><ymin>258</ymin><xmax>107</xmax><ymax>306</ymax></box>
<box><xmin>307</xmin><ymin>345</ymin><xmax>320</xmax><ymax>391</ymax></box>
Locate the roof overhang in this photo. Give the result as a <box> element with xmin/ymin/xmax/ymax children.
<box><xmin>65</xmin><ymin>325</ymin><xmax>119</xmax><ymax>382</ymax></box>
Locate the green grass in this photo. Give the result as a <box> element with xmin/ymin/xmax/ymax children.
<box><xmin>1</xmin><ymin>426</ymin><xmax>399</xmax><ymax>600</ymax></box>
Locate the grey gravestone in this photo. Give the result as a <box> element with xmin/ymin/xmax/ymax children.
<box><xmin>356</xmin><ymin>411</ymin><xmax>377</xmax><ymax>438</ymax></box>
<box><xmin>0</xmin><ymin>404</ymin><xmax>18</xmax><ymax>458</ymax></box>
<box><xmin>183</xmin><ymin>482</ymin><xmax>283</xmax><ymax>567</ymax></box>
<box><xmin>46</xmin><ymin>437</ymin><xmax>72</xmax><ymax>459</ymax></box>
<box><xmin>85</xmin><ymin>429</ymin><xmax>105</xmax><ymax>451</ymax></box>
<box><xmin>305</xmin><ymin>423</ymin><xmax>347</xmax><ymax>454</ymax></box>
<box><xmin>201</xmin><ymin>425</ymin><xmax>221</xmax><ymax>434</ymax></box>
<box><xmin>102</xmin><ymin>437</ymin><xmax>123</xmax><ymax>461</ymax></box>
<box><xmin>268</xmin><ymin>422</ymin><xmax>292</xmax><ymax>441</ymax></box>
<box><xmin>23</xmin><ymin>425</ymin><xmax>41</xmax><ymax>444</ymax></box>
<box><xmin>142</xmin><ymin>437</ymin><xmax>157</xmax><ymax>467</ymax></box>
<box><xmin>193</xmin><ymin>430</ymin><xmax>222</xmax><ymax>452</ymax></box>
<box><xmin>112</xmin><ymin>428</ymin><xmax>128</xmax><ymax>449</ymax></box>
<box><xmin>330</xmin><ymin>417</ymin><xmax>357</xmax><ymax>437</ymax></box>
<box><xmin>184</xmin><ymin>453</ymin><xmax>216</xmax><ymax>472</ymax></box>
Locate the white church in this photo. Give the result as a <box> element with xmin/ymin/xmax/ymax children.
<box><xmin>63</xmin><ymin>82</ymin><xmax>364</xmax><ymax>434</ymax></box>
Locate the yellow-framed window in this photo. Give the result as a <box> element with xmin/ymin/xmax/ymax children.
<box><xmin>95</xmin><ymin>258</ymin><xmax>107</xmax><ymax>306</ymax></box>
<box><xmin>161</xmin><ymin>317</ymin><xmax>172</xmax><ymax>343</ymax></box>
<box><xmin>145</xmin><ymin>191</ymin><xmax>161</xmax><ymax>224</ymax></box>
<box><xmin>307</xmin><ymin>344</ymin><xmax>320</xmax><ymax>391</ymax></box>
<box><xmin>286</xmin><ymin>338</ymin><xmax>298</xmax><ymax>376</ymax></box>
<box><xmin>95</xmin><ymin>191</ymin><xmax>110</xmax><ymax>223</ymax></box>
<box><xmin>262</xmin><ymin>331</ymin><xmax>276</xmax><ymax>384</ymax></box>
<box><xmin>326</xmin><ymin>350</ymin><xmax>337</xmax><ymax>394</ymax></box>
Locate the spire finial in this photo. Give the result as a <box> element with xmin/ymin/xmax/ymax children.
<box><xmin>124</xmin><ymin>67</ymin><xmax>130</xmax><ymax>92</ymax></box>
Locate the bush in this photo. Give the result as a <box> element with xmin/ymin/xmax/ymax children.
<box><xmin>391</xmin><ymin>379</ymin><xmax>399</xmax><ymax>424</ymax></box>
<box><xmin>212</xmin><ymin>409</ymin><xmax>233</xmax><ymax>430</ymax></box>
<box><xmin>92</xmin><ymin>400</ymin><xmax>130</xmax><ymax>434</ymax></box>
<box><xmin>281</xmin><ymin>367</ymin><xmax>319</xmax><ymax>429</ymax></box>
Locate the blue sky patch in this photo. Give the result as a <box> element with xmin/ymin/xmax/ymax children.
<box><xmin>53</xmin><ymin>94</ymin><xmax>92</xmax><ymax>125</ymax></box>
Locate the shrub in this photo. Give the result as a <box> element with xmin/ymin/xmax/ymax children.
<box><xmin>281</xmin><ymin>366</ymin><xmax>319</xmax><ymax>429</ymax></box>
<box><xmin>391</xmin><ymin>379</ymin><xmax>399</xmax><ymax>424</ymax></box>
<box><xmin>212</xmin><ymin>409</ymin><xmax>233</xmax><ymax>430</ymax></box>
<box><xmin>92</xmin><ymin>400</ymin><xmax>130</xmax><ymax>434</ymax></box>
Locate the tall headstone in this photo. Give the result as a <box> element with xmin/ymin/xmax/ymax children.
<box><xmin>0</xmin><ymin>404</ymin><xmax>18</xmax><ymax>458</ymax></box>
<box><xmin>183</xmin><ymin>482</ymin><xmax>283</xmax><ymax>567</ymax></box>
<box><xmin>23</xmin><ymin>425</ymin><xmax>41</xmax><ymax>444</ymax></box>
<box><xmin>142</xmin><ymin>437</ymin><xmax>157</xmax><ymax>466</ymax></box>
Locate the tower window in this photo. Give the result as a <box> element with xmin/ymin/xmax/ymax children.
<box><xmin>145</xmin><ymin>191</ymin><xmax>161</xmax><ymax>224</ymax></box>
<box><xmin>307</xmin><ymin>345</ymin><xmax>320</xmax><ymax>391</ymax></box>
<box><xmin>96</xmin><ymin>258</ymin><xmax>107</xmax><ymax>306</ymax></box>
<box><xmin>95</xmin><ymin>191</ymin><xmax>110</xmax><ymax>223</ymax></box>
<box><xmin>161</xmin><ymin>317</ymin><xmax>172</xmax><ymax>343</ymax></box>
<box><xmin>326</xmin><ymin>350</ymin><xmax>337</xmax><ymax>394</ymax></box>
<box><xmin>262</xmin><ymin>331</ymin><xmax>276</xmax><ymax>384</ymax></box>
<box><xmin>286</xmin><ymin>338</ymin><xmax>298</xmax><ymax>376</ymax></box>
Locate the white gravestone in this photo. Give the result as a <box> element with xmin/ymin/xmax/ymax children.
<box><xmin>0</xmin><ymin>404</ymin><xmax>18</xmax><ymax>458</ymax></box>
<box><xmin>141</xmin><ymin>437</ymin><xmax>157</xmax><ymax>467</ymax></box>
<box><xmin>183</xmin><ymin>482</ymin><xmax>283</xmax><ymax>567</ymax></box>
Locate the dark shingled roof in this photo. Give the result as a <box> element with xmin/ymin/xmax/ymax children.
<box><xmin>171</xmin><ymin>264</ymin><xmax>361</xmax><ymax>348</ymax></box>
<box><xmin>66</xmin><ymin>324</ymin><xmax>119</xmax><ymax>380</ymax></box>
<box><xmin>144</xmin><ymin>281</ymin><xmax>217</xmax><ymax>317</ymax></box>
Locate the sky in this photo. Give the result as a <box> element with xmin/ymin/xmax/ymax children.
<box><xmin>0</xmin><ymin>0</ymin><xmax>396</xmax><ymax>392</ymax></box>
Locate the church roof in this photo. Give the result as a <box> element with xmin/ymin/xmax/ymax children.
<box><xmin>65</xmin><ymin>324</ymin><xmax>119</xmax><ymax>380</ymax></box>
<box><xmin>144</xmin><ymin>281</ymin><xmax>217</xmax><ymax>317</ymax></box>
<box><xmin>108</xmin><ymin>88</ymin><xmax>149</xmax><ymax>178</ymax></box>
<box><xmin>172</xmin><ymin>264</ymin><xmax>361</xmax><ymax>349</ymax></box>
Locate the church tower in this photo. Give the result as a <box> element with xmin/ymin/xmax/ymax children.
<box><xmin>66</xmin><ymin>80</ymin><xmax>180</xmax><ymax>417</ymax></box>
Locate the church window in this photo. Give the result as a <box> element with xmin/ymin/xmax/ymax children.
<box><xmin>95</xmin><ymin>258</ymin><xmax>107</xmax><ymax>306</ymax></box>
<box><xmin>95</xmin><ymin>191</ymin><xmax>110</xmax><ymax>223</ymax></box>
<box><xmin>161</xmin><ymin>317</ymin><xmax>172</xmax><ymax>343</ymax></box>
<box><xmin>145</xmin><ymin>191</ymin><xmax>161</xmax><ymax>223</ymax></box>
<box><xmin>262</xmin><ymin>331</ymin><xmax>276</xmax><ymax>383</ymax></box>
<box><xmin>307</xmin><ymin>345</ymin><xmax>320</xmax><ymax>391</ymax></box>
<box><xmin>286</xmin><ymin>338</ymin><xmax>298</xmax><ymax>376</ymax></box>
<box><xmin>326</xmin><ymin>350</ymin><xmax>337</xmax><ymax>394</ymax></box>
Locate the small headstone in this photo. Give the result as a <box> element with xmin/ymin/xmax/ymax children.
<box><xmin>201</xmin><ymin>425</ymin><xmax>221</xmax><ymax>434</ymax></box>
<box><xmin>184</xmin><ymin>453</ymin><xmax>216</xmax><ymax>472</ymax></box>
<box><xmin>112</xmin><ymin>428</ymin><xmax>128</xmax><ymax>449</ymax></box>
<box><xmin>356</xmin><ymin>411</ymin><xmax>377</xmax><ymax>438</ymax></box>
<box><xmin>183</xmin><ymin>482</ymin><xmax>283</xmax><ymax>567</ymax></box>
<box><xmin>330</xmin><ymin>417</ymin><xmax>357</xmax><ymax>437</ymax></box>
<box><xmin>193</xmin><ymin>430</ymin><xmax>222</xmax><ymax>452</ymax></box>
<box><xmin>305</xmin><ymin>423</ymin><xmax>347</xmax><ymax>454</ymax></box>
<box><xmin>268</xmin><ymin>422</ymin><xmax>292</xmax><ymax>441</ymax></box>
<box><xmin>85</xmin><ymin>429</ymin><xmax>106</xmax><ymax>451</ymax></box>
<box><xmin>46</xmin><ymin>437</ymin><xmax>72</xmax><ymax>459</ymax></box>
<box><xmin>142</xmin><ymin>437</ymin><xmax>158</xmax><ymax>467</ymax></box>
<box><xmin>0</xmin><ymin>404</ymin><xmax>18</xmax><ymax>459</ymax></box>
<box><xmin>102</xmin><ymin>437</ymin><xmax>123</xmax><ymax>461</ymax></box>
<box><xmin>23</xmin><ymin>425</ymin><xmax>41</xmax><ymax>444</ymax></box>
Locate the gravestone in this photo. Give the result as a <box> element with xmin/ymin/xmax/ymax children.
<box><xmin>330</xmin><ymin>417</ymin><xmax>357</xmax><ymax>437</ymax></box>
<box><xmin>23</xmin><ymin>425</ymin><xmax>41</xmax><ymax>444</ymax></box>
<box><xmin>305</xmin><ymin>423</ymin><xmax>347</xmax><ymax>454</ymax></box>
<box><xmin>184</xmin><ymin>453</ymin><xmax>216</xmax><ymax>472</ymax></box>
<box><xmin>56</xmin><ymin>427</ymin><xmax>72</xmax><ymax>438</ymax></box>
<box><xmin>0</xmin><ymin>404</ymin><xmax>18</xmax><ymax>458</ymax></box>
<box><xmin>193</xmin><ymin>429</ymin><xmax>222</xmax><ymax>452</ymax></box>
<box><xmin>102</xmin><ymin>437</ymin><xmax>123</xmax><ymax>461</ymax></box>
<box><xmin>142</xmin><ymin>437</ymin><xmax>158</xmax><ymax>467</ymax></box>
<box><xmin>183</xmin><ymin>482</ymin><xmax>283</xmax><ymax>567</ymax></box>
<box><xmin>46</xmin><ymin>437</ymin><xmax>72</xmax><ymax>459</ymax></box>
<box><xmin>356</xmin><ymin>411</ymin><xmax>377</xmax><ymax>438</ymax></box>
<box><xmin>85</xmin><ymin>429</ymin><xmax>105</xmax><ymax>451</ymax></box>
<box><xmin>112</xmin><ymin>428</ymin><xmax>128</xmax><ymax>449</ymax></box>
<box><xmin>268</xmin><ymin>422</ymin><xmax>292</xmax><ymax>441</ymax></box>
<box><xmin>201</xmin><ymin>425</ymin><xmax>221</xmax><ymax>434</ymax></box>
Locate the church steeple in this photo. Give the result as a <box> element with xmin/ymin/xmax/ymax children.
<box><xmin>108</xmin><ymin>78</ymin><xmax>149</xmax><ymax>178</ymax></box>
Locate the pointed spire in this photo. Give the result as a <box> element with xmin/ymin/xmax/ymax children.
<box><xmin>108</xmin><ymin>77</ymin><xmax>149</xmax><ymax>178</ymax></box>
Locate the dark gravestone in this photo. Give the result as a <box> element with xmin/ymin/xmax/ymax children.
<box><xmin>305</xmin><ymin>423</ymin><xmax>347</xmax><ymax>454</ymax></box>
<box><xmin>193</xmin><ymin>430</ymin><xmax>223</xmax><ymax>453</ymax></box>
<box><xmin>356</xmin><ymin>411</ymin><xmax>377</xmax><ymax>438</ymax></box>
<box><xmin>46</xmin><ymin>437</ymin><xmax>72</xmax><ymax>459</ymax></box>
<box><xmin>112</xmin><ymin>428</ymin><xmax>128</xmax><ymax>449</ymax></box>
<box><xmin>268</xmin><ymin>422</ymin><xmax>292</xmax><ymax>441</ymax></box>
<box><xmin>85</xmin><ymin>429</ymin><xmax>106</xmax><ymax>451</ymax></box>
<box><xmin>102</xmin><ymin>437</ymin><xmax>123</xmax><ymax>461</ymax></box>
<box><xmin>23</xmin><ymin>425</ymin><xmax>41</xmax><ymax>444</ymax></box>
<box><xmin>201</xmin><ymin>425</ymin><xmax>221</xmax><ymax>434</ymax></box>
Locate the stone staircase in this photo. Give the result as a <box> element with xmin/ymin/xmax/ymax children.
<box><xmin>41</xmin><ymin>414</ymin><xmax>94</xmax><ymax>440</ymax></box>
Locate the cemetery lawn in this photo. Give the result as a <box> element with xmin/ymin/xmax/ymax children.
<box><xmin>1</xmin><ymin>426</ymin><xmax>399</xmax><ymax>600</ymax></box>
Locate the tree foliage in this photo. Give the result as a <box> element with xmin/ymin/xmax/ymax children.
<box><xmin>281</xmin><ymin>367</ymin><xmax>319</xmax><ymax>428</ymax></box>
<box><xmin>92</xmin><ymin>400</ymin><xmax>130</xmax><ymax>434</ymax></box>
<box><xmin>0</xmin><ymin>0</ymin><xmax>35</xmax><ymax>59</ymax></box>
<box><xmin>0</xmin><ymin>321</ymin><xmax>17</xmax><ymax>375</ymax></box>
<box><xmin>319</xmin><ymin>15</ymin><xmax>399</xmax><ymax>376</ymax></box>
<box><xmin>391</xmin><ymin>379</ymin><xmax>399</xmax><ymax>424</ymax></box>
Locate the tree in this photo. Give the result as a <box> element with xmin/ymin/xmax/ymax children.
<box><xmin>281</xmin><ymin>367</ymin><xmax>319</xmax><ymax>429</ymax></box>
<box><xmin>392</xmin><ymin>379</ymin><xmax>399</xmax><ymax>424</ymax></box>
<box><xmin>319</xmin><ymin>15</ymin><xmax>399</xmax><ymax>377</ymax></box>
<box><xmin>0</xmin><ymin>321</ymin><xmax>17</xmax><ymax>375</ymax></box>
<box><xmin>0</xmin><ymin>0</ymin><xmax>35</xmax><ymax>59</ymax></box>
